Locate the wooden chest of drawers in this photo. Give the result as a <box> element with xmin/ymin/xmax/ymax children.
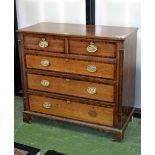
<box><xmin>17</xmin><ymin>22</ymin><xmax>137</xmax><ymax>141</ymax></box>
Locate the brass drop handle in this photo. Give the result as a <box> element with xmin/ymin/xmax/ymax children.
<box><xmin>40</xmin><ymin>59</ymin><xmax>50</xmax><ymax>67</ymax></box>
<box><xmin>41</xmin><ymin>80</ymin><xmax>50</xmax><ymax>87</ymax></box>
<box><xmin>43</xmin><ymin>102</ymin><xmax>51</xmax><ymax>109</ymax></box>
<box><xmin>87</xmin><ymin>87</ymin><xmax>96</xmax><ymax>94</ymax></box>
<box><xmin>86</xmin><ymin>42</ymin><xmax>97</xmax><ymax>53</ymax></box>
<box><xmin>88</xmin><ymin>110</ymin><xmax>97</xmax><ymax>117</ymax></box>
<box><xmin>39</xmin><ymin>38</ymin><xmax>48</xmax><ymax>48</ymax></box>
<box><xmin>87</xmin><ymin>65</ymin><xmax>97</xmax><ymax>73</ymax></box>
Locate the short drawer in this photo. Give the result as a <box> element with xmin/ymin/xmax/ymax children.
<box><xmin>69</xmin><ymin>38</ymin><xmax>116</xmax><ymax>58</ymax></box>
<box><xmin>23</xmin><ymin>34</ymin><xmax>65</xmax><ymax>52</ymax></box>
<box><xmin>29</xmin><ymin>95</ymin><xmax>114</xmax><ymax>126</ymax></box>
<box><xmin>27</xmin><ymin>74</ymin><xmax>114</xmax><ymax>102</ymax></box>
<box><xmin>26</xmin><ymin>55</ymin><xmax>115</xmax><ymax>80</ymax></box>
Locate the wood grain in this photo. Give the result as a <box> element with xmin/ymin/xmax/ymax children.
<box><xmin>17</xmin><ymin>22</ymin><xmax>138</xmax><ymax>141</ymax></box>
<box><xmin>27</xmin><ymin>74</ymin><xmax>114</xmax><ymax>102</ymax></box>
<box><xmin>69</xmin><ymin>38</ymin><xmax>116</xmax><ymax>57</ymax></box>
<box><xmin>27</xmin><ymin>90</ymin><xmax>116</xmax><ymax>107</ymax></box>
<box><xmin>29</xmin><ymin>95</ymin><xmax>114</xmax><ymax>126</ymax></box>
<box><xmin>24</xmin><ymin>49</ymin><xmax>117</xmax><ymax>64</ymax></box>
<box><xmin>23</xmin><ymin>34</ymin><xmax>65</xmax><ymax>52</ymax></box>
<box><xmin>17</xmin><ymin>22</ymin><xmax>138</xmax><ymax>40</ymax></box>
<box><xmin>121</xmin><ymin>32</ymin><xmax>137</xmax><ymax>125</ymax></box>
<box><xmin>26</xmin><ymin>54</ymin><xmax>115</xmax><ymax>79</ymax></box>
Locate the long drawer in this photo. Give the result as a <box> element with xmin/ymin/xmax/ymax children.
<box><xmin>29</xmin><ymin>95</ymin><xmax>114</xmax><ymax>126</ymax></box>
<box><xmin>27</xmin><ymin>74</ymin><xmax>115</xmax><ymax>102</ymax></box>
<box><xmin>26</xmin><ymin>55</ymin><xmax>115</xmax><ymax>79</ymax></box>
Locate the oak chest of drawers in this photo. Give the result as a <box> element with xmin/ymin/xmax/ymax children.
<box><xmin>17</xmin><ymin>22</ymin><xmax>137</xmax><ymax>141</ymax></box>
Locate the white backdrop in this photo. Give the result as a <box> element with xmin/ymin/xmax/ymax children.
<box><xmin>96</xmin><ymin>0</ymin><xmax>141</xmax><ymax>108</ymax></box>
<box><xmin>16</xmin><ymin>0</ymin><xmax>141</xmax><ymax>108</ymax></box>
<box><xmin>16</xmin><ymin>0</ymin><xmax>86</xmax><ymax>28</ymax></box>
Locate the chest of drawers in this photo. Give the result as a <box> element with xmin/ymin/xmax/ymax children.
<box><xmin>17</xmin><ymin>22</ymin><xmax>137</xmax><ymax>141</ymax></box>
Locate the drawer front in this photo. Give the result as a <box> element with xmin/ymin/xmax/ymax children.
<box><xmin>27</xmin><ymin>74</ymin><xmax>114</xmax><ymax>102</ymax></box>
<box><xmin>23</xmin><ymin>34</ymin><xmax>65</xmax><ymax>52</ymax></box>
<box><xmin>29</xmin><ymin>95</ymin><xmax>114</xmax><ymax>126</ymax></box>
<box><xmin>26</xmin><ymin>55</ymin><xmax>115</xmax><ymax>79</ymax></box>
<box><xmin>69</xmin><ymin>38</ymin><xmax>116</xmax><ymax>57</ymax></box>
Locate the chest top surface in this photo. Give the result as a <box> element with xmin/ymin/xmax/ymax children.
<box><xmin>17</xmin><ymin>22</ymin><xmax>137</xmax><ymax>40</ymax></box>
